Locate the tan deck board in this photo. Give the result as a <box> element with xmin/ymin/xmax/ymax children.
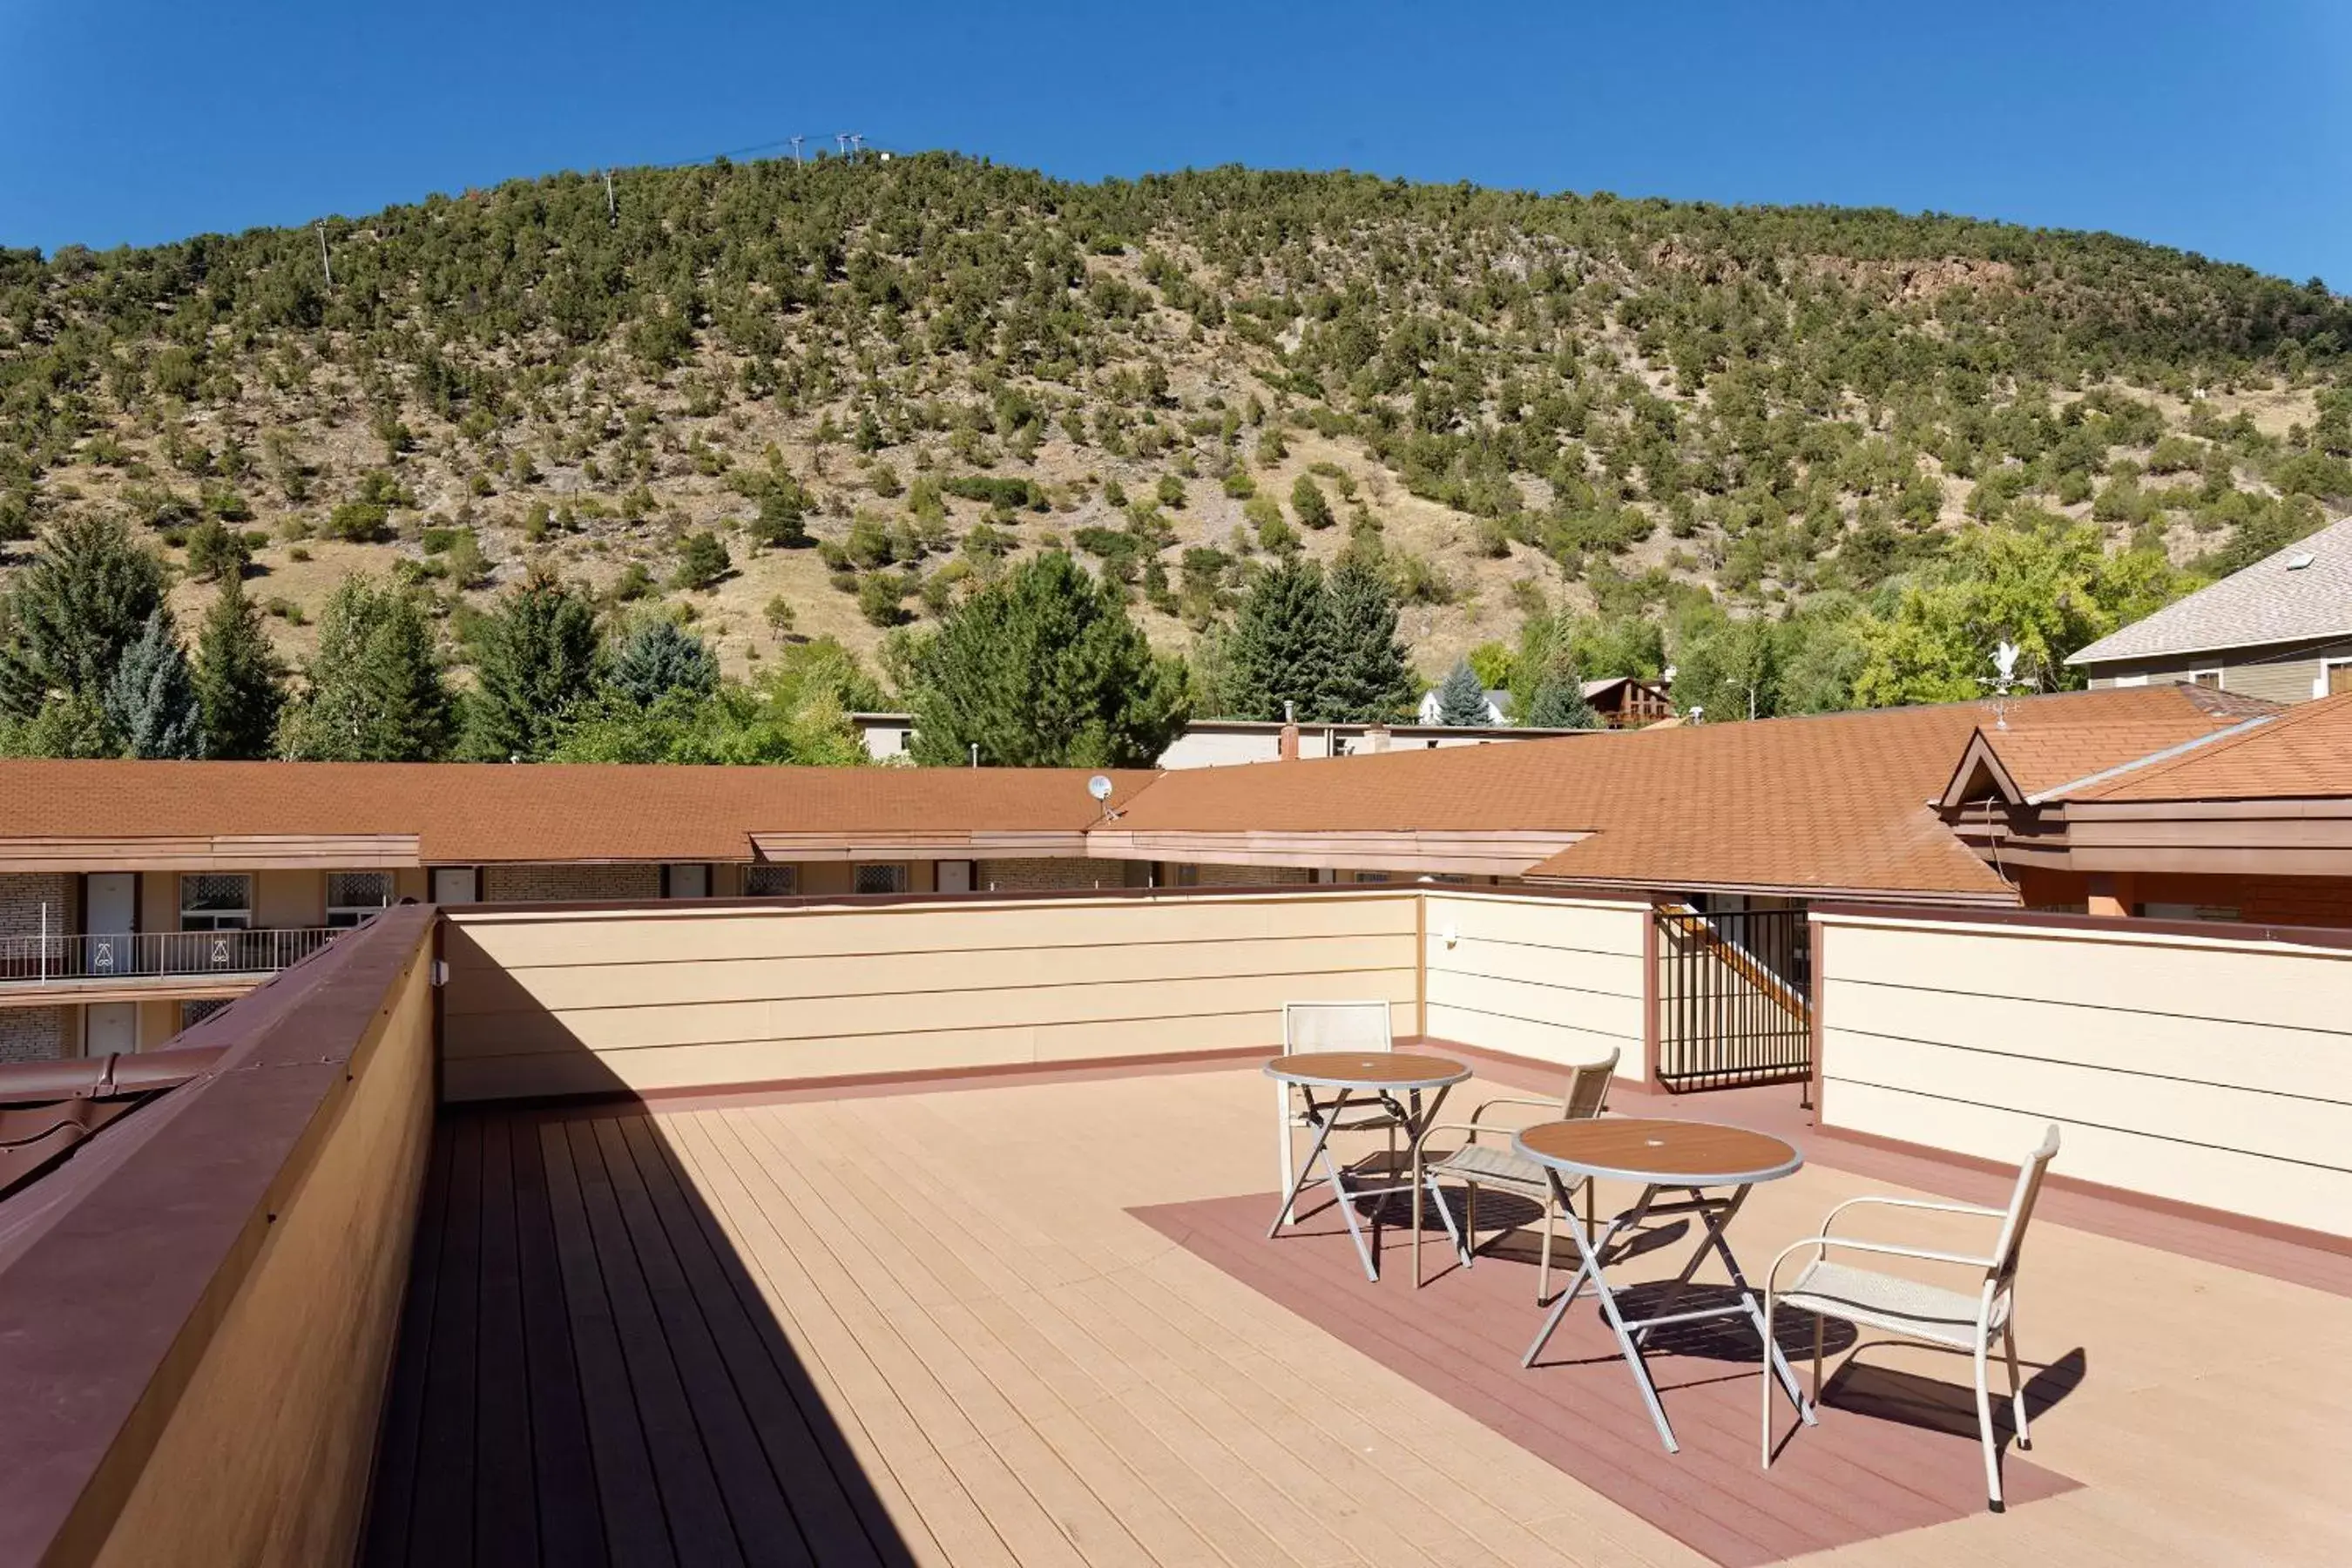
<box><xmin>768</xmin><ymin>1102</ymin><xmax>1302</xmax><ymax>1568</ymax></box>
<box><xmin>366</xmin><ymin>1064</ymin><xmax>2352</xmax><ymax>1568</ymax></box>
<box><xmin>854</xmin><ymin>1084</ymin><xmax>1681</xmax><ymax>1568</ymax></box>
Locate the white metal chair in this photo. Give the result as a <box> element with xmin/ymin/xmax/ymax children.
<box><xmin>1417</xmin><ymin>1050</ymin><xmax>1618</xmax><ymax>1299</ymax></box>
<box><xmin>1761</xmin><ymin>1125</ymin><xmax>2061</xmax><ymax>1513</ymax></box>
<box><xmin>1275</xmin><ymin>1001</ymin><xmax>1399</xmax><ymax>1220</ymax></box>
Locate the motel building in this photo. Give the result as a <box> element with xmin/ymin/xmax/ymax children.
<box><xmin>1</xmin><ymin>683</ymin><xmax>2350</xmax><ymax>1563</ymax></box>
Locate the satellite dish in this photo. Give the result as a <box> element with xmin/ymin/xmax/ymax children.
<box><xmin>1087</xmin><ymin>774</ymin><xmax>1114</xmax><ymax>802</ymax></box>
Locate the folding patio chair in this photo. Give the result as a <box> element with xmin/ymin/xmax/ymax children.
<box><xmin>1761</xmin><ymin>1125</ymin><xmax>2062</xmax><ymax>1513</ymax></box>
<box><xmin>1274</xmin><ymin>1000</ymin><xmax>1400</xmax><ymax>1219</ymax></box>
<box><xmin>1418</xmin><ymin>1049</ymin><xmax>1618</xmax><ymax>1299</ymax></box>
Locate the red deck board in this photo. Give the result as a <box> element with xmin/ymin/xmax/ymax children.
<box><xmin>1133</xmin><ymin>1188</ymin><xmax>2080</xmax><ymax>1568</ymax></box>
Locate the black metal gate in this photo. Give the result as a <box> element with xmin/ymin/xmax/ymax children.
<box><xmin>1654</xmin><ymin>906</ymin><xmax>1813</xmax><ymax>1092</ymax></box>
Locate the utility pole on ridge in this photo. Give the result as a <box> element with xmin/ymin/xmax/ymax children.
<box><xmin>314</xmin><ymin>222</ymin><xmax>332</xmax><ymax>289</ymax></box>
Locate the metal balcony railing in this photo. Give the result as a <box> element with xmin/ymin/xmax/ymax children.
<box><xmin>0</xmin><ymin>928</ymin><xmax>341</xmax><ymax>987</ymax></box>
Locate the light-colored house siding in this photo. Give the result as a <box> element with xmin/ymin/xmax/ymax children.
<box><xmin>1816</xmin><ymin>910</ymin><xmax>2352</xmax><ymax>1238</ymax></box>
<box><xmin>2082</xmin><ymin>632</ymin><xmax>2352</xmax><ymax>704</ymax></box>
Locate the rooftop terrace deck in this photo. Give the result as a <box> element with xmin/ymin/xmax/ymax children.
<box><xmin>360</xmin><ymin>1064</ymin><xmax>2352</xmax><ymax>1568</ymax></box>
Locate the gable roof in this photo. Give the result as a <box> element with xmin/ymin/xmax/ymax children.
<box><xmin>1126</xmin><ymin>684</ymin><xmax>2261</xmax><ymax>899</ymax></box>
<box><xmin>2047</xmin><ymin>690</ymin><xmax>2352</xmax><ymax>803</ymax></box>
<box><xmin>2066</xmin><ymin>514</ymin><xmax>2352</xmax><ymax>667</ymax></box>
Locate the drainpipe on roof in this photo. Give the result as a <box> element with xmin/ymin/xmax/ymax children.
<box><xmin>1278</xmin><ymin>700</ymin><xmax>1300</xmax><ymax>762</ymax></box>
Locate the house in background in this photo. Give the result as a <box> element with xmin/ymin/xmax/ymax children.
<box><xmin>850</xmin><ymin>712</ymin><xmax>1597</xmax><ymax>767</ymax></box>
<box><xmin>1415</xmin><ymin>686</ymin><xmax>1512</xmax><ymax>725</ymax></box>
<box><xmin>1581</xmin><ymin>674</ymin><xmax>1679</xmax><ymax>727</ymax></box>
<box><xmin>2067</xmin><ymin>513</ymin><xmax>2352</xmax><ymax>700</ymax></box>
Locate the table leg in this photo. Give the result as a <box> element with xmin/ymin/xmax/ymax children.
<box><xmin>1522</xmin><ymin>1179</ymin><xmax>1687</xmax><ymax>1450</ymax></box>
<box><xmin>1689</xmin><ymin>1188</ymin><xmax>1817</xmax><ymax>1426</ymax></box>
<box><xmin>1315</xmin><ymin>1107</ymin><xmax>1380</xmax><ymax>1281</ymax></box>
<box><xmin>1267</xmin><ymin>1087</ymin><xmax>1350</xmax><ymax>1240</ymax></box>
<box><xmin>1521</xmin><ymin>1179</ymin><xmax>1659</xmax><ymax>1367</ymax></box>
<box><xmin>1409</xmin><ymin>1082</ymin><xmax>1463</xmax><ymax>1288</ymax></box>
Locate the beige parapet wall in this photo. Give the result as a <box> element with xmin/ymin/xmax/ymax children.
<box><xmin>91</xmin><ymin>915</ymin><xmax>438</xmax><ymax>1568</ymax></box>
<box><xmin>1421</xmin><ymin>890</ymin><xmax>1650</xmax><ymax>1085</ymax></box>
<box><xmin>443</xmin><ymin>889</ymin><xmax>1425</xmax><ymax>1102</ymax></box>
<box><xmin>1815</xmin><ymin>909</ymin><xmax>2352</xmax><ymax>1240</ymax></box>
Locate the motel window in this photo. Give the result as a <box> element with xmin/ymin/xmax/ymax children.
<box><xmin>2188</xmin><ymin>670</ymin><xmax>2221</xmax><ymax>690</ymax></box>
<box><xmin>326</xmin><ymin>871</ymin><xmax>393</xmax><ymax>929</ymax></box>
<box><xmin>2326</xmin><ymin>660</ymin><xmax>2352</xmax><ymax>698</ymax></box>
<box><xmin>179</xmin><ymin>874</ymin><xmax>252</xmax><ymax>932</ymax></box>
<box><xmin>854</xmin><ymin>863</ymin><xmax>909</xmax><ymax>896</ymax></box>
<box><xmin>179</xmin><ymin>998</ymin><xmax>231</xmax><ymax>1031</ymax></box>
<box><xmin>746</xmin><ymin>864</ymin><xmax>799</xmax><ymax>897</ymax></box>
<box><xmin>1175</xmin><ymin>864</ymin><xmax>1201</xmax><ymax>887</ymax></box>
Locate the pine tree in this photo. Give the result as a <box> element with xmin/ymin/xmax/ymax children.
<box><xmin>607</xmin><ymin>618</ymin><xmax>719</xmax><ymax>707</ymax></box>
<box><xmin>1289</xmin><ymin>473</ymin><xmax>1334</xmax><ymax>531</ymax></box>
<box><xmin>1322</xmin><ymin>555</ymin><xmax>1416</xmax><ymax>722</ymax></box>
<box><xmin>0</xmin><ymin>516</ymin><xmax>169</xmax><ymax>720</ymax></box>
<box><xmin>1225</xmin><ymin>558</ymin><xmax>1335</xmax><ymax>722</ymax></box>
<box><xmin>279</xmin><ymin>575</ymin><xmax>455</xmax><ymax>761</ymax></box>
<box><xmin>462</xmin><ymin>569</ymin><xmax>604</xmax><ymax>760</ymax></box>
<box><xmin>903</xmin><ymin>551</ymin><xmax>1187</xmax><ymax>767</ymax></box>
<box><xmin>1524</xmin><ymin>675</ymin><xmax>1600</xmax><ymax>729</ymax></box>
<box><xmin>193</xmin><ymin>578</ymin><xmax>287</xmax><ymax>759</ymax></box>
<box><xmin>1435</xmin><ymin>657</ymin><xmax>1491</xmax><ymax>726</ymax></box>
<box><xmin>105</xmin><ymin>609</ymin><xmax>205</xmax><ymax>758</ymax></box>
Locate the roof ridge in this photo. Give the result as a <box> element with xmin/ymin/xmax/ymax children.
<box><xmin>2029</xmin><ymin>712</ymin><xmax>2281</xmax><ymax>802</ymax></box>
<box><xmin>2053</xmin><ymin>689</ymin><xmax>2352</xmax><ymax>801</ymax></box>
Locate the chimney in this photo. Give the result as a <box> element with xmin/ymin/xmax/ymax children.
<box><xmin>1363</xmin><ymin>724</ymin><xmax>1391</xmax><ymax>754</ymax></box>
<box><xmin>1279</xmin><ymin>700</ymin><xmax>1300</xmax><ymax>762</ymax></box>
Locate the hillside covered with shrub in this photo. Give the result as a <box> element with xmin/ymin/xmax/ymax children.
<box><xmin>3</xmin><ymin>153</ymin><xmax>2348</xmax><ymax>740</ymax></box>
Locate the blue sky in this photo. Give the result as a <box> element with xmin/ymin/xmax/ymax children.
<box><xmin>3</xmin><ymin>2</ymin><xmax>2346</xmax><ymax>283</ymax></box>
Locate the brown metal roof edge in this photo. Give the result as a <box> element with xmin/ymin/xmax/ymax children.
<box><xmin>0</xmin><ymin>905</ymin><xmax>435</xmax><ymax>1568</ymax></box>
<box><xmin>0</xmin><ymin>1048</ymin><xmax>228</xmax><ymax>1108</ymax></box>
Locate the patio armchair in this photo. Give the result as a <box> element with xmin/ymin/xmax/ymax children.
<box><xmin>1275</xmin><ymin>1001</ymin><xmax>1403</xmax><ymax>1219</ymax></box>
<box><xmin>1761</xmin><ymin>1125</ymin><xmax>2061</xmax><ymax>1513</ymax></box>
<box><xmin>1416</xmin><ymin>1049</ymin><xmax>1619</xmax><ymax>1300</ymax></box>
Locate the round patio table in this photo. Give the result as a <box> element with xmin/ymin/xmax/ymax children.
<box><xmin>1511</xmin><ymin>1117</ymin><xmax>1818</xmax><ymax>1453</ymax></box>
<box><xmin>1264</xmin><ymin>1051</ymin><xmax>1471</xmax><ymax>1285</ymax></box>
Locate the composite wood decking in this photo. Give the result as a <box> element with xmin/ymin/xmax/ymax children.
<box><xmin>362</xmin><ymin>1067</ymin><xmax>2352</xmax><ymax>1566</ymax></box>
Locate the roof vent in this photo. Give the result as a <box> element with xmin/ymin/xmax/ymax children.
<box><xmin>2286</xmin><ymin>551</ymin><xmax>2316</xmax><ymax>571</ymax></box>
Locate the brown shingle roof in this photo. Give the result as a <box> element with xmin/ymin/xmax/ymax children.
<box><xmin>0</xmin><ymin>761</ymin><xmax>1153</xmax><ymax>863</ymax></box>
<box><xmin>0</xmin><ymin>686</ymin><xmax>2296</xmax><ymax>895</ymax></box>
<box><xmin>2054</xmin><ymin>691</ymin><xmax>2352</xmax><ymax>803</ymax></box>
<box><xmin>1125</xmin><ymin>685</ymin><xmax>2266</xmax><ymax>897</ymax></box>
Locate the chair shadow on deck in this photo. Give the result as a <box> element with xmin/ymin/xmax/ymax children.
<box><xmin>362</xmin><ymin>1098</ymin><xmax>921</xmax><ymax>1568</ymax></box>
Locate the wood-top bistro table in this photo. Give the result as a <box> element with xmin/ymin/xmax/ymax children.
<box><xmin>1513</xmin><ymin>1117</ymin><xmax>1820</xmax><ymax>1453</ymax></box>
<box><xmin>1265</xmin><ymin>1051</ymin><xmax>1470</xmax><ymax>1284</ymax></box>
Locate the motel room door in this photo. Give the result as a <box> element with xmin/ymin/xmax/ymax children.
<box><xmin>85</xmin><ymin>872</ymin><xmax>137</xmax><ymax>977</ymax></box>
<box><xmin>936</xmin><ymin>860</ymin><xmax>974</xmax><ymax>894</ymax></box>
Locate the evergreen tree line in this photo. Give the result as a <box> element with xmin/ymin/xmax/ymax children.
<box><xmin>0</xmin><ymin>516</ymin><xmax>876</xmax><ymax>765</ymax></box>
